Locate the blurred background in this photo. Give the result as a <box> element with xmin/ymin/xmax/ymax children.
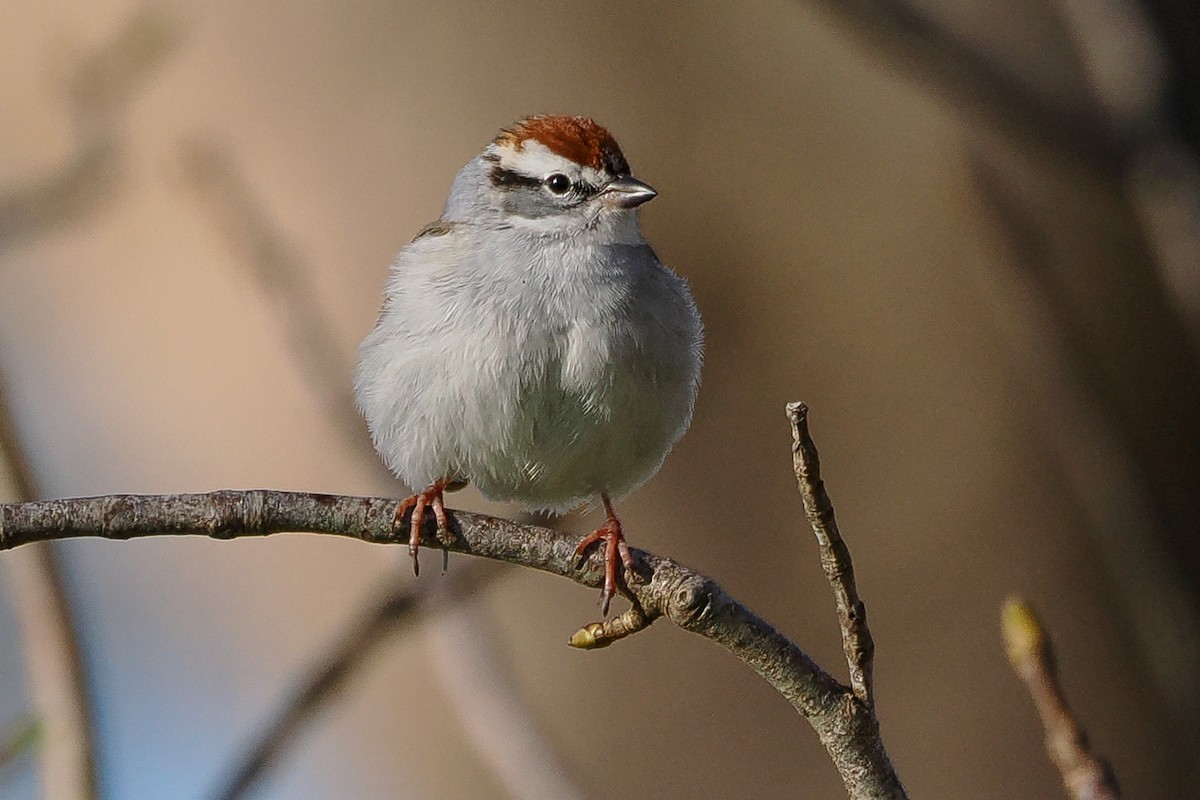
<box><xmin>2</xmin><ymin>1</ymin><xmax>1198</xmax><ymax>798</ymax></box>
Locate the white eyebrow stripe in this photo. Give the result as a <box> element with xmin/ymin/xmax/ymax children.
<box><xmin>489</xmin><ymin>140</ymin><xmax>580</xmax><ymax>178</ymax></box>
<box><xmin>487</xmin><ymin>140</ymin><xmax>619</xmax><ymax>187</ymax></box>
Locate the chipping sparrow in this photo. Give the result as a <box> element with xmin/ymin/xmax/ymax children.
<box><xmin>354</xmin><ymin>115</ymin><xmax>703</xmax><ymax>614</ymax></box>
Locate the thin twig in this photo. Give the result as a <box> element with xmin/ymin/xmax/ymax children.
<box><xmin>1003</xmin><ymin>597</ymin><xmax>1121</xmax><ymax>800</ymax></box>
<box><xmin>788</xmin><ymin>402</ymin><xmax>875</xmax><ymax>705</ymax></box>
<box><xmin>0</xmin><ymin>430</ymin><xmax>907</xmax><ymax>800</ymax></box>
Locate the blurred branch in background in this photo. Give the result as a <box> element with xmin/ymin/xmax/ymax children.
<box><xmin>1057</xmin><ymin>0</ymin><xmax>1200</xmax><ymax>302</ymax></box>
<box><xmin>970</xmin><ymin>155</ymin><xmax>1200</xmax><ymax>755</ymax></box>
<box><xmin>1055</xmin><ymin>0</ymin><xmax>1200</xmax><ymax>349</ymax></box>
<box><xmin>207</xmin><ymin>558</ymin><xmax>509</xmax><ymax>800</ymax></box>
<box><xmin>0</xmin><ymin>368</ymin><xmax>99</xmax><ymax>800</ymax></box>
<box><xmin>808</xmin><ymin>0</ymin><xmax>1200</xmax><ymax>766</ymax></box>
<box><xmin>802</xmin><ymin>0</ymin><xmax>1198</xmax><ymax>212</ymax></box>
<box><xmin>0</xmin><ymin>4</ymin><xmax>180</xmax><ymax>252</ymax></box>
<box><xmin>802</xmin><ymin>0</ymin><xmax>1127</xmax><ymax>169</ymax></box>
<box><xmin>812</xmin><ymin>0</ymin><xmax>1200</xmax><ymax>353</ymax></box>
<box><xmin>424</xmin><ymin>597</ymin><xmax>591</xmax><ymax>800</ymax></box>
<box><xmin>803</xmin><ymin>0</ymin><xmax>1200</xmax><ymax>350</ymax></box>
<box><xmin>177</xmin><ymin>139</ymin><xmax>381</xmax><ymax>469</ymax></box>
<box><xmin>0</xmin><ymin>9</ymin><xmax>183</xmax><ymax>799</ymax></box>
<box><xmin>177</xmin><ymin>139</ymin><xmax>586</xmax><ymax>800</ymax></box>
<box><xmin>0</xmin><ymin>546</ymin><xmax>97</xmax><ymax>800</ymax></box>
<box><xmin>1128</xmin><ymin>0</ymin><xmax>1200</xmax><ymax>152</ymax></box>
<box><xmin>1003</xmin><ymin>598</ymin><xmax>1122</xmax><ymax>800</ymax></box>
<box><xmin>0</xmin><ymin>407</ymin><xmax>910</xmax><ymax>800</ymax></box>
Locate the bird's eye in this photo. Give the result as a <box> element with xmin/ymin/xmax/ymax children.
<box><xmin>544</xmin><ymin>173</ymin><xmax>571</xmax><ymax>195</ymax></box>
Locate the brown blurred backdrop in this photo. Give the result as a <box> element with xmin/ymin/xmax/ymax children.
<box><xmin>2</xmin><ymin>1</ymin><xmax>1198</xmax><ymax>799</ymax></box>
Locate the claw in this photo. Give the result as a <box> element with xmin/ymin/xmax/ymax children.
<box><xmin>410</xmin><ymin>491</ymin><xmax>429</xmax><ymax>573</ymax></box>
<box><xmin>391</xmin><ymin>477</ymin><xmax>456</xmax><ymax>575</ymax></box>
<box><xmin>573</xmin><ymin>495</ymin><xmax>635</xmax><ymax>617</ymax></box>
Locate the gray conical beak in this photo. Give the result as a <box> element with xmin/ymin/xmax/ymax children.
<box><xmin>601</xmin><ymin>176</ymin><xmax>657</xmax><ymax>208</ymax></box>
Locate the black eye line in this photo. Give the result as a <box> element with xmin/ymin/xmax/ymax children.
<box><xmin>488</xmin><ymin>163</ymin><xmax>602</xmax><ymax>208</ymax></box>
<box><xmin>489</xmin><ymin>165</ymin><xmax>541</xmax><ymax>190</ymax></box>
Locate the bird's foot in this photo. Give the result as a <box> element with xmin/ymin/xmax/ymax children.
<box><xmin>393</xmin><ymin>478</ymin><xmax>454</xmax><ymax>576</ymax></box>
<box><xmin>574</xmin><ymin>496</ymin><xmax>635</xmax><ymax>617</ymax></box>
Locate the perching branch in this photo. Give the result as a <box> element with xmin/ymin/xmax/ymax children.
<box><xmin>1003</xmin><ymin>598</ymin><xmax>1121</xmax><ymax>800</ymax></box>
<box><xmin>0</xmin><ymin>406</ymin><xmax>905</xmax><ymax>799</ymax></box>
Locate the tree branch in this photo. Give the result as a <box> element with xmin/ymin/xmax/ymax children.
<box><xmin>789</xmin><ymin>402</ymin><xmax>875</xmax><ymax>705</ymax></box>
<box><xmin>0</xmin><ymin>407</ymin><xmax>906</xmax><ymax>799</ymax></box>
<box><xmin>1003</xmin><ymin>597</ymin><xmax>1121</xmax><ymax>800</ymax></box>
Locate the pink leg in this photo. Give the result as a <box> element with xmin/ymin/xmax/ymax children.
<box><xmin>574</xmin><ymin>495</ymin><xmax>636</xmax><ymax>616</ymax></box>
<box><xmin>392</xmin><ymin>477</ymin><xmax>456</xmax><ymax>576</ymax></box>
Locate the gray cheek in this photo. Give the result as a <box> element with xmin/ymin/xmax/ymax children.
<box><xmin>498</xmin><ymin>187</ymin><xmax>564</xmax><ymax>219</ymax></box>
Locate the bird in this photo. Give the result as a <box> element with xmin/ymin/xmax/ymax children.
<box><xmin>354</xmin><ymin>115</ymin><xmax>703</xmax><ymax>615</ymax></box>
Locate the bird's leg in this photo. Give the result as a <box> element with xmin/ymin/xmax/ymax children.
<box><xmin>574</xmin><ymin>494</ymin><xmax>636</xmax><ymax>616</ymax></box>
<box><xmin>392</xmin><ymin>477</ymin><xmax>456</xmax><ymax>576</ymax></box>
